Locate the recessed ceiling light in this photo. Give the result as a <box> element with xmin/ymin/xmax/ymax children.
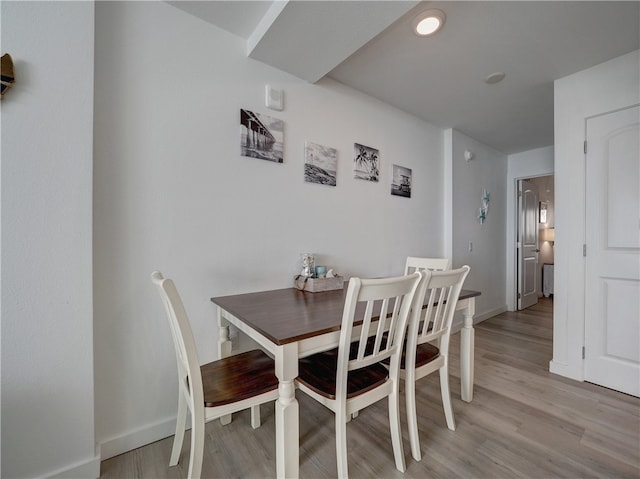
<box><xmin>412</xmin><ymin>9</ymin><xmax>446</xmax><ymax>37</ymax></box>
<box><xmin>485</xmin><ymin>72</ymin><xmax>506</xmax><ymax>84</ymax></box>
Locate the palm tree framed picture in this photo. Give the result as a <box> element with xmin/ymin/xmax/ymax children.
<box><xmin>353</xmin><ymin>143</ymin><xmax>379</xmax><ymax>182</ymax></box>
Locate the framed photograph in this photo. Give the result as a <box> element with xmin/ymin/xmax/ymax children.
<box><xmin>240</xmin><ymin>109</ymin><xmax>284</xmax><ymax>163</ymax></box>
<box><xmin>539</xmin><ymin>201</ymin><xmax>548</xmax><ymax>223</ymax></box>
<box><xmin>390</xmin><ymin>164</ymin><xmax>412</xmax><ymax>198</ymax></box>
<box><xmin>304</xmin><ymin>141</ymin><xmax>337</xmax><ymax>186</ymax></box>
<box><xmin>353</xmin><ymin>143</ymin><xmax>379</xmax><ymax>182</ymax></box>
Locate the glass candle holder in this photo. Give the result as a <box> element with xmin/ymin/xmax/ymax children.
<box><xmin>301</xmin><ymin>253</ymin><xmax>315</xmax><ymax>277</ymax></box>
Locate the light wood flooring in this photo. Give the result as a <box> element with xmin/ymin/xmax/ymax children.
<box><xmin>100</xmin><ymin>299</ymin><xmax>640</xmax><ymax>478</ymax></box>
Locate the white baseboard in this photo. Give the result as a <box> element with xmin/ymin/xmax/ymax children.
<box><xmin>45</xmin><ymin>453</ymin><xmax>101</xmax><ymax>479</ymax></box>
<box><xmin>475</xmin><ymin>304</ymin><xmax>508</xmax><ymax>323</ymax></box>
<box><xmin>99</xmin><ymin>415</ymin><xmax>177</xmax><ymax>461</ymax></box>
<box><xmin>451</xmin><ymin>304</ymin><xmax>508</xmax><ymax>333</ymax></box>
<box><xmin>549</xmin><ymin>359</ymin><xmax>583</xmax><ymax>381</ymax></box>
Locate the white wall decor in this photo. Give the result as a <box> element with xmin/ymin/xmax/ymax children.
<box><xmin>353</xmin><ymin>143</ymin><xmax>380</xmax><ymax>182</ymax></box>
<box><xmin>304</xmin><ymin>141</ymin><xmax>337</xmax><ymax>186</ymax></box>
<box><xmin>240</xmin><ymin>108</ymin><xmax>284</xmax><ymax>163</ymax></box>
<box><xmin>390</xmin><ymin>164</ymin><xmax>412</xmax><ymax>198</ymax></box>
<box><xmin>478</xmin><ymin>189</ymin><xmax>490</xmax><ymax>224</ymax></box>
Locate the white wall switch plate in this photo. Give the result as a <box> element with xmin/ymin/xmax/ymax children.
<box><xmin>265</xmin><ymin>84</ymin><xmax>284</xmax><ymax>111</ymax></box>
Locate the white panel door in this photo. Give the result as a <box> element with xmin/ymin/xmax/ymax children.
<box><xmin>518</xmin><ymin>180</ymin><xmax>539</xmax><ymax>310</ymax></box>
<box><xmin>585</xmin><ymin>105</ymin><xmax>640</xmax><ymax>397</ymax></box>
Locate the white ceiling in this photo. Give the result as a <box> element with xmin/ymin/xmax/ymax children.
<box><xmin>168</xmin><ymin>1</ymin><xmax>640</xmax><ymax>154</ymax></box>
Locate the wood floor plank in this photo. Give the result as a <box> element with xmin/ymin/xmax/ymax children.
<box><xmin>100</xmin><ymin>299</ymin><xmax>640</xmax><ymax>478</ymax></box>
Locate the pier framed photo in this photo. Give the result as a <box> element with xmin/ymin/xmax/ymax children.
<box><xmin>240</xmin><ymin>109</ymin><xmax>284</xmax><ymax>163</ymax></box>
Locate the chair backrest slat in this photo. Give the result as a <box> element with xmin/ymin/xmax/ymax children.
<box><xmin>372</xmin><ymin>298</ymin><xmax>391</xmax><ymax>355</ymax></box>
<box><xmin>409</xmin><ymin>266</ymin><xmax>470</xmax><ymax>354</ymax></box>
<box><xmin>356</xmin><ymin>300</ymin><xmax>375</xmax><ymax>360</ymax></box>
<box><xmin>424</xmin><ymin>286</ymin><xmax>448</xmax><ymax>336</ymax></box>
<box><xmin>337</xmin><ymin>272</ymin><xmax>423</xmax><ymax>386</ymax></box>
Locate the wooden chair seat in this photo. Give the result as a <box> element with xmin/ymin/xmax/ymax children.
<box><xmin>201</xmin><ymin>349</ymin><xmax>278</xmax><ymax>407</ymax></box>
<box><xmin>378</xmin><ymin>339</ymin><xmax>440</xmax><ymax>369</ymax></box>
<box><xmin>298</xmin><ymin>348</ymin><xmax>389</xmax><ymax>400</ymax></box>
<box><xmin>402</xmin><ymin>342</ymin><xmax>440</xmax><ymax>369</ymax></box>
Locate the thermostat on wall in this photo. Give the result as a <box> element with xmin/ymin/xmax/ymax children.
<box><xmin>265</xmin><ymin>84</ymin><xmax>284</xmax><ymax>111</ymax></box>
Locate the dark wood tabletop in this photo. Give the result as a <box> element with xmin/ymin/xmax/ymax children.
<box><xmin>212</xmin><ymin>287</ymin><xmax>480</xmax><ymax>346</ymax></box>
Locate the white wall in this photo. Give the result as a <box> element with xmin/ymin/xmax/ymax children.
<box><xmin>551</xmin><ymin>50</ymin><xmax>639</xmax><ymax>380</ymax></box>
<box><xmin>448</xmin><ymin>130</ymin><xmax>508</xmax><ymax>320</ymax></box>
<box><xmin>93</xmin><ymin>1</ymin><xmax>450</xmax><ymax>457</ymax></box>
<box><xmin>506</xmin><ymin>146</ymin><xmax>555</xmax><ymax>310</ymax></box>
<box><xmin>0</xmin><ymin>2</ymin><xmax>98</xmax><ymax>478</ymax></box>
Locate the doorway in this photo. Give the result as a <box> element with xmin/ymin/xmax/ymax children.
<box><xmin>516</xmin><ymin>175</ymin><xmax>554</xmax><ymax>310</ymax></box>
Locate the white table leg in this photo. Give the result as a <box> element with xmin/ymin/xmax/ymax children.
<box><xmin>460</xmin><ymin>298</ymin><xmax>475</xmax><ymax>402</ymax></box>
<box><xmin>217</xmin><ymin>307</ymin><xmax>233</xmax><ymax>425</ymax></box>
<box><xmin>275</xmin><ymin>344</ymin><xmax>299</xmax><ymax>479</ymax></box>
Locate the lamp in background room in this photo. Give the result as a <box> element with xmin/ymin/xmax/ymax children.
<box><xmin>541</xmin><ymin>227</ymin><xmax>555</xmax><ymax>245</ymax></box>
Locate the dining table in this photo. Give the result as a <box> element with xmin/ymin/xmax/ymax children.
<box><xmin>211</xmin><ymin>283</ymin><xmax>480</xmax><ymax>479</ymax></box>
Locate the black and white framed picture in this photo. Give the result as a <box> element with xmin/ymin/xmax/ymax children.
<box><xmin>390</xmin><ymin>164</ymin><xmax>412</xmax><ymax>198</ymax></box>
<box><xmin>353</xmin><ymin>143</ymin><xmax>379</xmax><ymax>182</ymax></box>
<box><xmin>304</xmin><ymin>141</ymin><xmax>337</xmax><ymax>186</ymax></box>
<box><xmin>240</xmin><ymin>108</ymin><xmax>284</xmax><ymax>163</ymax></box>
<box><xmin>539</xmin><ymin>201</ymin><xmax>548</xmax><ymax>223</ymax></box>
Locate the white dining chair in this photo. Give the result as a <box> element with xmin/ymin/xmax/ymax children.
<box><xmin>350</xmin><ymin>257</ymin><xmax>451</xmax><ymax>422</ymax></box>
<box><xmin>401</xmin><ymin>265</ymin><xmax>470</xmax><ymax>461</ymax></box>
<box><xmin>295</xmin><ymin>271</ymin><xmax>423</xmax><ymax>478</ymax></box>
<box><xmin>151</xmin><ymin>271</ymin><xmax>279</xmax><ymax>479</ymax></box>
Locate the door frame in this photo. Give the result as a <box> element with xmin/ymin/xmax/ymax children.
<box><xmin>505</xmin><ymin>148</ymin><xmax>554</xmax><ymax>313</ymax></box>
